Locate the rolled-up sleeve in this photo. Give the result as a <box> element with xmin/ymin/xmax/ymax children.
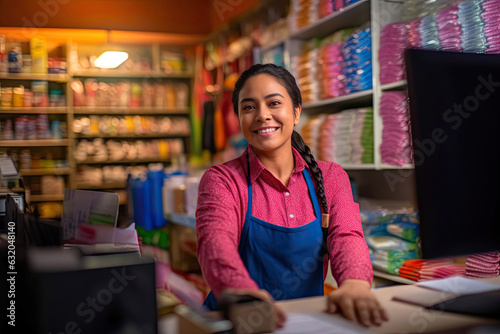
<box><xmin>325</xmin><ymin>164</ymin><xmax>373</xmax><ymax>286</ymax></box>
<box><xmin>196</xmin><ymin>166</ymin><xmax>259</xmax><ymax>298</ymax></box>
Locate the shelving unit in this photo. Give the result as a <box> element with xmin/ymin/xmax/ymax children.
<box><xmin>0</xmin><ymin>139</ymin><xmax>69</xmax><ymax>147</ymax></box>
<box><xmin>78</xmin><ymin>158</ymin><xmax>171</xmax><ymax>165</ymax></box>
<box><xmin>0</xmin><ymin>107</ymin><xmax>68</xmax><ymax>114</ymax></box>
<box><xmin>381</xmin><ymin>79</ymin><xmax>407</xmax><ymax>91</ymax></box>
<box><xmin>73</xmin><ymin>107</ymin><xmax>189</xmax><ymax>115</ymax></box>
<box><xmin>0</xmin><ymin>73</ymin><xmax>69</xmax><ymax>82</ymax></box>
<box><xmin>373</xmin><ymin>270</ymin><xmax>416</xmax><ymax>285</ymax></box>
<box><xmin>19</xmin><ymin>168</ymin><xmax>71</xmax><ymax>176</ymax></box>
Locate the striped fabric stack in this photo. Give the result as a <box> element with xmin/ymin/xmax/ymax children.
<box><xmin>399</xmin><ymin>259</ymin><xmax>466</xmax><ymax>281</ymax></box>
<box><xmin>465</xmin><ymin>251</ymin><xmax>500</xmax><ymax>278</ymax></box>
<box><xmin>407</xmin><ymin>18</ymin><xmax>423</xmax><ymax>49</ymax></box>
<box><xmin>483</xmin><ymin>0</ymin><xmax>500</xmax><ymax>54</ymax></box>
<box><xmin>300</xmin><ymin>114</ymin><xmax>326</xmax><ymax>159</ymax></box>
<box><xmin>436</xmin><ymin>3</ymin><xmax>462</xmax><ymax>52</ymax></box>
<box><xmin>379</xmin><ymin>22</ymin><xmax>408</xmax><ymax>85</ymax></box>
<box><xmin>380</xmin><ymin>92</ymin><xmax>413</xmax><ymax>166</ymax></box>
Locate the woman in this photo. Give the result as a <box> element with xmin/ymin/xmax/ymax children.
<box><xmin>196</xmin><ymin>64</ymin><xmax>388</xmax><ymax>328</ymax></box>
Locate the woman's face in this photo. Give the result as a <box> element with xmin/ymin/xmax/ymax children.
<box><xmin>237</xmin><ymin>74</ymin><xmax>301</xmax><ymax>155</ymax></box>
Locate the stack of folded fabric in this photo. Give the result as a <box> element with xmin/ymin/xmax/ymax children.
<box><xmin>407</xmin><ymin>18</ymin><xmax>423</xmax><ymax>49</ymax></box>
<box><xmin>318</xmin><ymin>0</ymin><xmax>333</xmax><ymax>18</ymax></box>
<box><xmin>399</xmin><ymin>259</ymin><xmax>466</xmax><ymax>281</ymax></box>
<box><xmin>350</xmin><ymin>108</ymin><xmax>373</xmax><ymax>164</ymax></box>
<box><xmin>318</xmin><ymin>29</ymin><xmax>353</xmax><ymax>99</ymax></box>
<box><xmin>482</xmin><ymin>0</ymin><xmax>500</xmax><ymax>54</ymax></box>
<box><xmin>465</xmin><ymin>251</ymin><xmax>500</xmax><ymax>278</ymax></box>
<box><xmin>293</xmin><ymin>0</ymin><xmax>319</xmax><ymax>30</ymax></box>
<box><xmin>458</xmin><ymin>0</ymin><xmax>487</xmax><ymax>53</ymax></box>
<box><xmin>420</xmin><ymin>13</ymin><xmax>442</xmax><ymax>50</ymax></box>
<box><xmin>360</xmin><ymin>198</ymin><xmax>420</xmax><ymax>275</ymax></box>
<box><xmin>343</xmin><ymin>26</ymin><xmax>372</xmax><ymax>94</ymax></box>
<box><xmin>318</xmin><ymin>114</ymin><xmax>338</xmax><ymax>162</ymax></box>
<box><xmin>436</xmin><ymin>3</ymin><xmax>462</xmax><ymax>52</ymax></box>
<box><xmin>380</xmin><ymin>92</ymin><xmax>413</xmax><ymax>166</ymax></box>
<box><xmin>296</xmin><ymin>40</ymin><xmax>319</xmax><ymax>104</ymax></box>
<box><xmin>379</xmin><ymin>22</ymin><xmax>408</xmax><ymax>85</ymax></box>
<box><xmin>300</xmin><ymin>114</ymin><xmax>326</xmax><ymax>159</ymax></box>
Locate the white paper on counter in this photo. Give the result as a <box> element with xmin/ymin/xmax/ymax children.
<box><xmin>274</xmin><ymin>312</ymin><xmax>370</xmax><ymax>334</ymax></box>
<box><xmin>416</xmin><ymin>276</ymin><xmax>500</xmax><ymax>295</ymax></box>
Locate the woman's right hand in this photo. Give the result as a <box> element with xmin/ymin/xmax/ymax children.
<box><xmin>220</xmin><ymin>288</ymin><xmax>287</xmax><ymax>329</ymax></box>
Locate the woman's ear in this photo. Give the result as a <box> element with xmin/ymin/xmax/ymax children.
<box><xmin>294</xmin><ymin>105</ymin><xmax>302</xmax><ymax>125</ymax></box>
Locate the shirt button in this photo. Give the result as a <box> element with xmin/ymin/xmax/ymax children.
<box><xmin>290</xmin><ymin>214</ymin><xmax>294</xmax><ymax>218</ymax></box>
<box><xmin>285</xmin><ymin>192</ymin><xmax>290</xmax><ymax>196</ymax></box>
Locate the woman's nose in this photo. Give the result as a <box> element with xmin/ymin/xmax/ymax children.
<box><xmin>255</xmin><ymin>106</ymin><xmax>271</xmax><ymax>121</ymax></box>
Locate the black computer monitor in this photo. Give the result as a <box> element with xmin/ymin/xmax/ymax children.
<box><xmin>405</xmin><ymin>49</ymin><xmax>500</xmax><ymax>259</ymax></box>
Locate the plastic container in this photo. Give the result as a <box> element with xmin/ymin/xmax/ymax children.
<box><xmin>13</xmin><ymin>86</ymin><xmax>24</xmax><ymax>107</ymax></box>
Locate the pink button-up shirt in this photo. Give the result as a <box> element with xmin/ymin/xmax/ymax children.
<box><xmin>196</xmin><ymin>147</ymin><xmax>372</xmax><ymax>298</ymax></box>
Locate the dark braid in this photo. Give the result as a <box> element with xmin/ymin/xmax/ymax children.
<box><xmin>291</xmin><ymin>131</ymin><xmax>328</xmax><ymax>215</ymax></box>
<box><xmin>232</xmin><ymin>64</ymin><xmax>330</xmax><ymax>255</ymax></box>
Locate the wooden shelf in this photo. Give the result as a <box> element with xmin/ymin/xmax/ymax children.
<box><xmin>75</xmin><ymin>133</ymin><xmax>190</xmax><ymax>139</ymax></box>
<box><xmin>20</xmin><ymin>168</ymin><xmax>71</xmax><ymax>176</ymax></box>
<box><xmin>302</xmin><ymin>89</ymin><xmax>373</xmax><ymax>110</ymax></box>
<box><xmin>0</xmin><ymin>107</ymin><xmax>68</xmax><ymax>114</ymax></box>
<box><xmin>76</xmin><ymin>181</ymin><xmax>127</xmax><ymax>189</ymax></box>
<box><xmin>373</xmin><ymin>270</ymin><xmax>417</xmax><ymax>285</ymax></box>
<box><xmin>0</xmin><ymin>139</ymin><xmax>69</xmax><ymax>147</ymax></box>
<box><xmin>379</xmin><ymin>163</ymin><xmax>415</xmax><ymax>170</ymax></box>
<box><xmin>71</xmin><ymin>70</ymin><xmax>192</xmax><ymax>79</ymax></box>
<box><xmin>77</xmin><ymin>158</ymin><xmax>171</xmax><ymax>165</ymax></box>
<box><xmin>381</xmin><ymin>80</ymin><xmax>407</xmax><ymax>91</ymax></box>
<box><xmin>29</xmin><ymin>194</ymin><xmax>65</xmax><ymax>202</ymax></box>
<box><xmin>0</xmin><ymin>72</ymin><xmax>69</xmax><ymax>82</ymax></box>
<box><xmin>289</xmin><ymin>0</ymin><xmax>371</xmax><ymax>40</ymax></box>
<box><xmin>73</xmin><ymin>107</ymin><xmax>189</xmax><ymax>115</ymax></box>
<box><xmin>341</xmin><ymin>163</ymin><xmax>376</xmax><ymax>170</ymax></box>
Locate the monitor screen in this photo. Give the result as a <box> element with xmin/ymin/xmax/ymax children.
<box><xmin>405</xmin><ymin>49</ymin><xmax>500</xmax><ymax>259</ymax></box>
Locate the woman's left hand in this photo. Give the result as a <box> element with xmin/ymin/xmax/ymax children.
<box><xmin>326</xmin><ymin>279</ymin><xmax>389</xmax><ymax>327</ymax></box>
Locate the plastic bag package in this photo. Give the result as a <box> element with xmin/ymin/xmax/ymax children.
<box><xmin>380</xmin><ymin>92</ymin><xmax>413</xmax><ymax>166</ymax></box>
<box><xmin>342</xmin><ymin>25</ymin><xmax>372</xmax><ymax>94</ymax></box>
<box><xmin>400</xmin><ymin>0</ymin><xmax>458</xmax><ymax>21</ymax></box>
<box><xmin>360</xmin><ymin>198</ymin><xmax>421</xmax><ymax>275</ymax></box>
<box><xmin>458</xmin><ymin>0</ymin><xmax>487</xmax><ymax>53</ymax></box>
<box><xmin>482</xmin><ymin>0</ymin><xmax>500</xmax><ymax>54</ymax></box>
<box><xmin>437</xmin><ymin>3</ymin><xmax>463</xmax><ymax>52</ymax></box>
<box><xmin>379</xmin><ymin>22</ymin><xmax>408</xmax><ymax>85</ymax></box>
<box><xmin>420</xmin><ymin>13</ymin><xmax>442</xmax><ymax>50</ymax></box>
<box><xmin>315</xmin><ymin>108</ymin><xmax>373</xmax><ymax>164</ymax></box>
<box><xmin>318</xmin><ymin>29</ymin><xmax>353</xmax><ymax>99</ymax></box>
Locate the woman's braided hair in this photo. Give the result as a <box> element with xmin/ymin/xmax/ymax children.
<box><xmin>231</xmin><ymin>64</ymin><xmax>329</xmax><ymax>216</ymax></box>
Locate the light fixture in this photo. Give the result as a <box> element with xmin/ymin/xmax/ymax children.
<box><xmin>94</xmin><ymin>51</ymin><xmax>129</xmax><ymax>69</ymax></box>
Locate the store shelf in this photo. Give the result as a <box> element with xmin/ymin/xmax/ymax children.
<box><xmin>20</xmin><ymin>168</ymin><xmax>71</xmax><ymax>176</ymax></box>
<box><xmin>341</xmin><ymin>163</ymin><xmax>376</xmax><ymax>170</ymax></box>
<box><xmin>76</xmin><ymin>181</ymin><xmax>127</xmax><ymax>189</ymax></box>
<box><xmin>302</xmin><ymin>89</ymin><xmax>373</xmax><ymax>110</ymax></box>
<box><xmin>373</xmin><ymin>270</ymin><xmax>417</xmax><ymax>285</ymax></box>
<box><xmin>77</xmin><ymin>158</ymin><xmax>171</xmax><ymax>165</ymax></box>
<box><xmin>73</xmin><ymin>106</ymin><xmax>190</xmax><ymax>115</ymax></box>
<box><xmin>0</xmin><ymin>72</ymin><xmax>69</xmax><ymax>82</ymax></box>
<box><xmin>71</xmin><ymin>70</ymin><xmax>193</xmax><ymax>79</ymax></box>
<box><xmin>381</xmin><ymin>80</ymin><xmax>407</xmax><ymax>91</ymax></box>
<box><xmin>0</xmin><ymin>139</ymin><xmax>69</xmax><ymax>147</ymax></box>
<box><xmin>29</xmin><ymin>194</ymin><xmax>65</xmax><ymax>202</ymax></box>
<box><xmin>289</xmin><ymin>0</ymin><xmax>371</xmax><ymax>40</ymax></box>
<box><xmin>166</xmin><ymin>213</ymin><xmax>196</xmax><ymax>229</ymax></box>
<box><xmin>0</xmin><ymin>107</ymin><xmax>68</xmax><ymax>114</ymax></box>
<box><xmin>75</xmin><ymin>133</ymin><xmax>190</xmax><ymax>139</ymax></box>
<box><xmin>379</xmin><ymin>163</ymin><xmax>415</xmax><ymax>169</ymax></box>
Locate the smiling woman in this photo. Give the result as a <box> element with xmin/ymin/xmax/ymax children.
<box><xmin>196</xmin><ymin>64</ymin><xmax>388</xmax><ymax>330</ymax></box>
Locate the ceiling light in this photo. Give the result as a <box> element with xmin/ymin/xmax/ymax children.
<box><xmin>94</xmin><ymin>51</ymin><xmax>129</xmax><ymax>69</ymax></box>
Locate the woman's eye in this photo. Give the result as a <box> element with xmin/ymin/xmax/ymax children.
<box><xmin>269</xmin><ymin>101</ymin><xmax>281</xmax><ymax>106</ymax></box>
<box><xmin>242</xmin><ymin>105</ymin><xmax>255</xmax><ymax>111</ymax></box>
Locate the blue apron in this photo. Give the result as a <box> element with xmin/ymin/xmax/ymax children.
<box><xmin>203</xmin><ymin>150</ymin><xmax>324</xmax><ymax>310</ymax></box>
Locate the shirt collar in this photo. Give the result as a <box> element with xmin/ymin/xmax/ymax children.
<box><xmin>243</xmin><ymin>145</ymin><xmax>308</xmax><ymax>184</ymax></box>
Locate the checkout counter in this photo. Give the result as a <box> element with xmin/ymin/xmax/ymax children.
<box><xmin>161</xmin><ymin>276</ymin><xmax>500</xmax><ymax>333</ymax></box>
